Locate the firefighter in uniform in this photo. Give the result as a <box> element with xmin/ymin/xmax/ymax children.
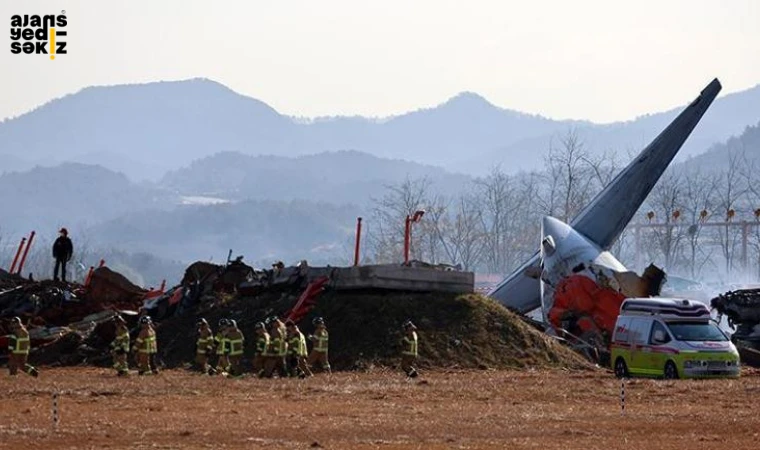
<box><xmin>147</xmin><ymin>317</ymin><xmax>159</xmax><ymax>374</ymax></box>
<box><xmin>307</xmin><ymin>317</ymin><xmax>331</xmax><ymax>374</ymax></box>
<box><xmin>110</xmin><ymin>315</ymin><xmax>130</xmax><ymax>376</ymax></box>
<box><xmin>214</xmin><ymin>319</ymin><xmax>230</xmax><ymax>374</ymax></box>
<box><xmin>195</xmin><ymin>318</ymin><xmax>215</xmax><ymax>374</ymax></box>
<box><xmin>286</xmin><ymin>321</ymin><xmax>312</xmax><ymax>378</ymax></box>
<box><xmin>252</xmin><ymin>321</ymin><xmax>269</xmax><ymax>377</ymax></box>
<box><xmin>226</xmin><ymin>319</ymin><xmax>245</xmax><ymax>377</ymax></box>
<box><xmin>400</xmin><ymin>320</ymin><xmax>419</xmax><ymax>378</ymax></box>
<box><xmin>133</xmin><ymin>316</ymin><xmax>158</xmax><ymax>375</ymax></box>
<box><xmin>263</xmin><ymin>318</ymin><xmax>287</xmax><ymax>378</ymax></box>
<box><xmin>6</xmin><ymin>317</ymin><xmax>38</xmax><ymax>377</ymax></box>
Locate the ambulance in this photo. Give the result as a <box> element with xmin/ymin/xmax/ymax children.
<box><xmin>610</xmin><ymin>298</ymin><xmax>740</xmax><ymax>379</ymax></box>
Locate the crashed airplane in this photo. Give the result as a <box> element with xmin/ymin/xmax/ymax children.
<box><xmin>489</xmin><ymin>78</ymin><xmax>722</xmax><ymax>315</ymax></box>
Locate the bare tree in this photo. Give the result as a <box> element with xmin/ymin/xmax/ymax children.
<box><xmin>680</xmin><ymin>168</ymin><xmax>718</xmax><ymax>279</ymax></box>
<box><xmin>714</xmin><ymin>150</ymin><xmax>748</xmax><ymax>279</ymax></box>
<box><xmin>433</xmin><ymin>193</ymin><xmax>486</xmax><ymax>270</ymax></box>
<box><xmin>643</xmin><ymin>168</ymin><xmax>686</xmax><ymax>270</ymax></box>
<box><xmin>367</xmin><ymin>177</ymin><xmax>433</xmax><ymax>264</ymax></box>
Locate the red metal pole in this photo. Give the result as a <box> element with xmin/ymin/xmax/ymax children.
<box><xmin>16</xmin><ymin>231</ymin><xmax>35</xmax><ymax>275</ymax></box>
<box><xmin>160</xmin><ymin>279</ymin><xmax>166</xmax><ymax>293</ymax></box>
<box><xmin>403</xmin><ymin>215</ymin><xmax>411</xmax><ymax>265</ymax></box>
<box><xmin>354</xmin><ymin>217</ymin><xmax>362</xmax><ymax>267</ymax></box>
<box><xmin>9</xmin><ymin>237</ymin><xmax>26</xmax><ymax>274</ymax></box>
<box><xmin>84</xmin><ymin>266</ymin><xmax>95</xmax><ymax>287</ymax></box>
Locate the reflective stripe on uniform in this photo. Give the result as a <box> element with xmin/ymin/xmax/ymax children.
<box><xmin>298</xmin><ymin>333</ymin><xmax>308</xmax><ymax>356</ymax></box>
<box><xmin>402</xmin><ymin>332</ymin><xmax>418</xmax><ymax>357</ymax></box>
<box><xmin>256</xmin><ymin>335</ymin><xmax>269</xmax><ymax>354</ymax></box>
<box><xmin>114</xmin><ymin>331</ymin><xmax>130</xmax><ymax>351</ymax></box>
<box><xmin>315</xmin><ymin>331</ymin><xmax>328</xmax><ymax>353</ymax></box>
<box><xmin>229</xmin><ymin>338</ymin><xmax>244</xmax><ymax>356</ymax></box>
<box><xmin>215</xmin><ymin>335</ymin><xmax>227</xmax><ymax>355</ymax></box>
<box><xmin>13</xmin><ymin>336</ymin><xmax>30</xmax><ymax>355</ymax></box>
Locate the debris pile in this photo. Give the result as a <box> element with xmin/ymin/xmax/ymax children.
<box><xmin>156</xmin><ymin>289</ymin><xmax>589</xmax><ymax>371</ymax></box>
<box><xmin>1</xmin><ymin>266</ymin><xmax>147</xmax><ymax>366</ymax></box>
<box><xmin>712</xmin><ymin>289</ymin><xmax>760</xmax><ymax>367</ymax></box>
<box><xmin>3</xmin><ymin>258</ymin><xmax>589</xmax><ymax>372</ymax></box>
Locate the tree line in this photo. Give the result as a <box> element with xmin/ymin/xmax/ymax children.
<box><xmin>364</xmin><ymin>129</ymin><xmax>760</xmax><ymax>284</ymax></box>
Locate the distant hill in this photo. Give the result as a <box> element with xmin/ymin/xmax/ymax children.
<box><xmin>0</xmin><ymin>163</ymin><xmax>174</xmax><ymax>233</ymax></box>
<box><xmin>2</xmin><ymin>78</ymin><xmax>758</xmax><ymax>180</ymax></box>
<box><xmin>87</xmin><ymin>200</ymin><xmax>361</xmax><ymax>266</ymax></box>
<box><xmin>680</xmin><ymin>120</ymin><xmax>760</xmax><ymax>172</ymax></box>
<box><xmin>160</xmin><ymin>150</ymin><xmax>473</xmax><ymax>204</ymax></box>
<box><xmin>464</xmin><ymin>83</ymin><xmax>760</xmax><ymax>173</ymax></box>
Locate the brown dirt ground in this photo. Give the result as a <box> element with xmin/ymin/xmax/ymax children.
<box><xmin>1</xmin><ymin>367</ymin><xmax>759</xmax><ymax>449</ymax></box>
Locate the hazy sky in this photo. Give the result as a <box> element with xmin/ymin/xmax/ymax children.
<box><xmin>1</xmin><ymin>0</ymin><xmax>758</xmax><ymax>123</ymax></box>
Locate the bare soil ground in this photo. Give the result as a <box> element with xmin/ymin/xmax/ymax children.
<box><xmin>1</xmin><ymin>367</ymin><xmax>758</xmax><ymax>449</ymax></box>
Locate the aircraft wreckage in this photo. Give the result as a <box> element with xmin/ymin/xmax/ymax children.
<box><xmin>489</xmin><ymin>78</ymin><xmax>727</xmax><ymax>362</ymax></box>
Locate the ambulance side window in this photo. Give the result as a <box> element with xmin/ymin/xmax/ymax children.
<box><xmin>630</xmin><ymin>318</ymin><xmax>649</xmax><ymax>345</ymax></box>
<box><xmin>649</xmin><ymin>321</ymin><xmax>671</xmax><ymax>345</ymax></box>
<box><xmin>613</xmin><ymin>317</ymin><xmax>631</xmax><ymax>343</ymax></box>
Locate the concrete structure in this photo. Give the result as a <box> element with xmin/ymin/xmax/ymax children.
<box><xmin>324</xmin><ymin>264</ymin><xmax>473</xmax><ymax>294</ymax></box>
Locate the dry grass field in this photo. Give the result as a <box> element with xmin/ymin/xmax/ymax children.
<box><xmin>1</xmin><ymin>367</ymin><xmax>758</xmax><ymax>449</ymax></box>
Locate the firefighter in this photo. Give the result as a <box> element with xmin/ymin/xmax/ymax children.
<box><xmin>132</xmin><ymin>316</ymin><xmax>157</xmax><ymax>375</ymax></box>
<box><xmin>286</xmin><ymin>321</ymin><xmax>312</xmax><ymax>378</ymax></box>
<box><xmin>262</xmin><ymin>318</ymin><xmax>287</xmax><ymax>378</ymax></box>
<box><xmin>226</xmin><ymin>319</ymin><xmax>245</xmax><ymax>377</ymax></box>
<box><xmin>6</xmin><ymin>317</ymin><xmax>38</xmax><ymax>377</ymax></box>
<box><xmin>400</xmin><ymin>320</ymin><xmax>419</xmax><ymax>378</ymax></box>
<box><xmin>214</xmin><ymin>319</ymin><xmax>230</xmax><ymax>374</ymax></box>
<box><xmin>147</xmin><ymin>317</ymin><xmax>159</xmax><ymax>374</ymax></box>
<box><xmin>307</xmin><ymin>317</ymin><xmax>331</xmax><ymax>374</ymax></box>
<box><xmin>269</xmin><ymin>315</ymin><xmax>286</xmax><ymax>338</ymax></box>
<box><xmin>110</xmin><ymin>315</ymin><xmax>130</xmax><ymax>376</ymax></box>
<box><xmin>195</xmin><ymin>318</ymin><xmax>215</xmax><ymax>374</ymax></box>
<box><xmin>252</xmin><ymin>321</ymin><xmax>269</xmax><ymax>377</ymax></box>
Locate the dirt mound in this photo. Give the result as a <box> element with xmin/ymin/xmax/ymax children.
<box><xmin>88</xmin><ymin>267</ymin><xmax>146</xmax><ymax>307</ymax></box>
<box><xmin>156</xmin><ymin>291</ymin><xmax>589</xmax><ymax>371</ymax></box>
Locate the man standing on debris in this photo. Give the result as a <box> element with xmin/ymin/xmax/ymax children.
<box><xmin>6</xmin><ymin>317</ymin><xmax>39</xmax><ymax>377</ymax></box>
<box><xmin>195</xmin><ymin>318</ymin><xmax>215</xmax><ymax>374</ymax></box>
<box><xmin>52</xmin><ymin>228</ymin><xmax>73</xmax><ymax>282</ymax></box>
<box><xmin>214</xmin><ymin>319</ymin><xmax>230</xmax><ymax>374</ymax></box>
<box><xmin>226</xmin><ymin>320</ymin><xmax>245</xmax><ymax>377</ymax></box>
<box><xmin>110</xmin><ymin>315</ymin><xmax>130</xmax><ymax>376</ymax></box>
<box><xmin>308</xmin><ymin>317</ymin><xmax>331</xmax><ymax>374</ymax></box>
<box><xmin>252</xmin><ymin>322</ymin><xmax>269</xmax><ymax>377</ymax></box>
<box><xmin>133</xmin><ymin>316</ymin><xmax>158</xmax><ymax>375</ymax></box>
<box><xmin>262</xmin><ymin>318</ymin><xmax>287</xmax><ymax>378</ymax></box>
<box><xmin>400</xmin><ymin>320</ymin><xmax>419</xmax><ymax>378</ymax></box>
<box><xmin>286</xmin><ymin>321</ymin><xmax>312</xmax><ymax>378</ymax></box>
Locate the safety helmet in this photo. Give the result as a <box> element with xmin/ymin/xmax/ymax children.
<box><xmin>285</xmin><ymin>320</ymin><xmax>296</xmax><ymax>328</ymax></box>
<box><xmin>196</xmin><ymin>318</ymin><xmax>208</xmax><ymax>327</ymax></box>
<box><xmin>218</xmin><ymin>318</ymin><xmax>229</xmax><ymax>328</ymax></box>
<box><xmin>114</xmin><ymin>314</ymin><xmax>126</xmax><ymax>323</ymax></box>
<box><xmin>139</xmin><ymin>316</ymin><xmax>152</xmax><ymax>325</ymax></box>
<box><xmin>10</xmin><ymin>316</ymin><xmax>22</xmax><ymax>327</ymax></box>
<box><xmin>268</xmin><ymin>315</ymin><xmax>279</xmax><ymax>324</ymax></box>
<box><xmin>229</xmin><ymin>319</ymin><xmax>238</xmax><ymax>328</ymax></box>
<box><xmin>312</xmin><ymin>316</ymin><xmax>325</xmax><ymax>326</ymax></box>
<box><xmin>254</xmin><ymin>321</ymin><xmax>265</xmax><ymax>330</ymax></box>
<box><xmin>403</xmin><ymin>319</ymin><xmax>416</xmax><ymax>330</ymax></box>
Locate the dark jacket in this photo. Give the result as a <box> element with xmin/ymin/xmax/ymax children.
<box><xmin>52</xmin><ymin>236</ymin><xmax>73</xmax><ymax>261</ymax></box>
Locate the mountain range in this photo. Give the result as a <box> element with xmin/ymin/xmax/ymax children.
<box><xmin>2</xmin><ymin>78</ymin><xmax>760</xmax><ymax>181</ymax></box>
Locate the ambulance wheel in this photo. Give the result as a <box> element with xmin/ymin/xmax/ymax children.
<box><xmin>614</xmin><ymin>358</ymin><xmax>629</xmax><ymax>378</ymax></box>
<box><xmin>664</xmin><ymin>361</ymin><xmax>679</xmax><ymax>380</ymax></box>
